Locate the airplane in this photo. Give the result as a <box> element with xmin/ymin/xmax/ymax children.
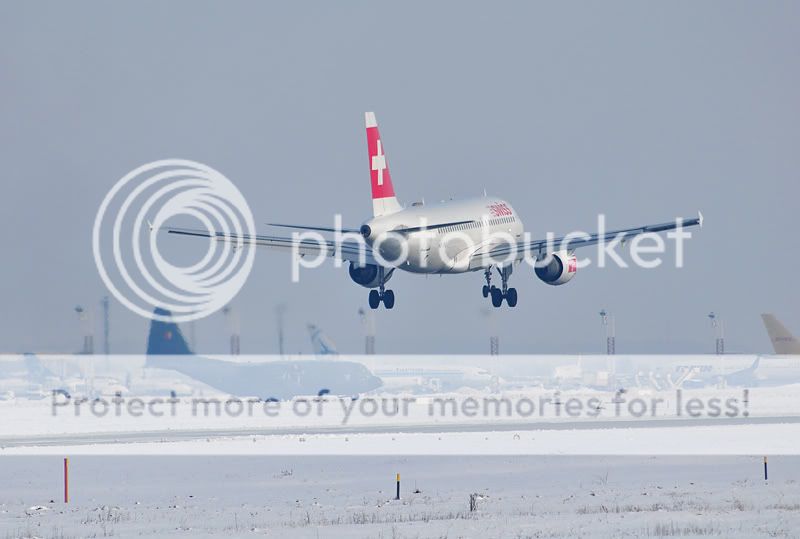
<box><xmin>368</xmin><ymin>364</ymin><xmax>495</xmax><ymax>393</ymax></box>
<box><xmin>0</xmin><ymin>353</ymin><xmax>56</xmax><ymax>399</ymax></box>
<box><xmin>168</xmin><ymin>112</ymin><xmax>703</xmax><ymax>309</ymax></box>
<box><xmin>761</xmin><ymin>313</ymin><xmax>800</xmax><ymax>355</ymax></box>
<box><xmin>146</xmin><ymin>308</ymin><xmax>382</xmax><ymax>399</ymax></box>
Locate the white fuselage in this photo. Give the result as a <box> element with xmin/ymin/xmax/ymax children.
<box><xmin>363</xmin><ymin>197</ymin><xmax>524</xmax><ymax>274</ymax></box>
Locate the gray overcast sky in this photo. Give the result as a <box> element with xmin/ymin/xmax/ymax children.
<box><xmin>1</xmin><ymin>2</ymin><xmax>798</xmax><ymax>355</ymax></box>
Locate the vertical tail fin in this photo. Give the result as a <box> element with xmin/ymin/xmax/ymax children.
<box><xmin>365</xmin><ymin>112</ymin><xmax>402</xmax><ymax>217</ymax></box>
<box><xmin>307</xmin><ymin>323</ymin><xmax>339</xmax><ymax>356</ymax></box>
<box><xmin>761</xmin><ymin>313</ymin><xmax>800</xmax><ymax>354</ymax></box>
<box><xmin>146</xmin><ymin>307</ymin><xmax>193</xmax><ymax>355</ymax></box>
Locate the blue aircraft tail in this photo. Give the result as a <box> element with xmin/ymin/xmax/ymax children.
<box><xmin>146</xmin><ymin>308</ymin><xmax>193</xmax><ymax>355</ymax></box>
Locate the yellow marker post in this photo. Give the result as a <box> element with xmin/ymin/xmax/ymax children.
<box><xmin>395</xmin><ymin>473</ymin><xmax>400</xmax><ymax>500</ymax></box>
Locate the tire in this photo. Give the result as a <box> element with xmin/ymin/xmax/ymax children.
<box><xmin>383</xmin><ymin>289</ymin><xmax>395</xmax><ymax>309</ymax></box>
<box><xmin>368</xmin><ymin>289</ymin><xmax>381</xmax><ymax>309</ymax></box>
<box><xmin>490</xmin><ymin>287</ymin><xmax>504</xmax><ymax>308</ymax></box>
<box><xmin>482</xmin><ymin>285</ymin><xmax>489</xmax><ymax>298</ymax></box>
<box><xmin>506</xmin><ymin>287</ymin><xmax>518</xmax><ymax>307</ymax></box>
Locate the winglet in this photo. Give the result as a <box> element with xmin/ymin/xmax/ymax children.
<box><xmin>365</xmin><ymin>112</ymin><xmax>377</xmax><ymax>128</ymax></box>
<box><xmin>698</xmin><ymin>211</ymin><xmax>704</xmax><ymax>228</ymax></box>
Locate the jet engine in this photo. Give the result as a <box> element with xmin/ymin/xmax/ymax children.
<box><xmin>534</xmin><ymin>251</ymin><xmax>577</xmax><ymax>286</ymax></box>
<box><xmin>348</xmin><ymin>263</ymin><xmax>394</xmax><ymax>288</ymax></box>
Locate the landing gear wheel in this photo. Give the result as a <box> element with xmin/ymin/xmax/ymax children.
<box><xmin>490</xmin><ymin>287</ymin><xmax>504</xmax><ymax>308</ymax></box>
<box><xmin>383</xmin><ymin>289</ymin><xmax>395</xmax><ymax>309</ymax></box>
<box><xmin>482</xmin><ymin>285</ymin><xmax>490</xmax><ymax>298</ymax></box>
<box><xmin>368</xmin><ymin>289</ymin><xmax>381</xmax><ymax>309</ymax></box>
<box><xmin>506</xmin><ymin>287</ymin><xmax>518</xmax><ymax>307</ymax></box>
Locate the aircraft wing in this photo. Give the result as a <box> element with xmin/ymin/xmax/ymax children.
<box><xmin>477</xmin><ymin>212</ymin><xmax>703</xmax><ymax>263</ymax></box>
<box><xmin>166</xmin><ymin>227</ymin><xmax>379</xmax><ymax>266</ymax></box>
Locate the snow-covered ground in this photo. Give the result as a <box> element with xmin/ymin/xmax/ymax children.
<box><xmin>2</xmin><ymin>370</ymin><xmax>799</xmax><ymax>536</ymax></box>
<box><xmin>1</xmin><ymin>455</ymin><xmax>798</xmax><ymax>538</ymax></box>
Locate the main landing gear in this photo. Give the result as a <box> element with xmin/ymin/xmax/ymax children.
<box><xmin>483</xmin><ymin>266</ymin><xmax>517</xmax><ymax>308</ymax></box>
<box><xmin>368</xmin><ymin>267</ymin><xmax>395</xmax><ymax>310</ymax></box>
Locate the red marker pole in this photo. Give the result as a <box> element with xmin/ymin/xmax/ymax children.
<box><xmin>64</xmin><ymin>458</ymin><xmax>69</xmax><ymax>504</ymax></box>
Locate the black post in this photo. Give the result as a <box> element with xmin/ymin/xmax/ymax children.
<box><xmin>764</xmin><ymin>456</ymin><xmax>768</xmax><ymax>481</ymax></box>
<box><xmin>395</xmin><ymin>473</ymin><xmax>400</xmax><ymax>500</ymax></box>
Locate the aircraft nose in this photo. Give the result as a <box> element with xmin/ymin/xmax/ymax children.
<box><xmin>360</xmin><ymin>224</ymin><xmax>372</xmax><ymax>239</ymax></box>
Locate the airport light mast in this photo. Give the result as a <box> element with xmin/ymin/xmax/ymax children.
<box><xmin>74</xmin><ymin>305</ymin><xmax>94</xmax><ymax>355</ymax></box>
<box><xmin>490</xmin><ymin>334</ymin><xmax>499</xmax><ymax>355</ymax></box>
<box><xmin>599</xmin><ymin>309</ymin><xmax>616</xmax><ymax>355</ymax></box>
<box><xmin>480</xmin><ymin>307</ymin><xmax>499</xmax><ymax>355</ymax></box>
<box><xmin>222</xmin><ymin>305</ymin><xmax>241</xmax><ymax>355</ymax></box>
<box><xmin>708</xmin><ymin>312</ymin><xmax>725</xmax><ymax>355</ymax></box>
<box><xmin>276</xmin><ymin>303</ymin><xmax>287</xmax><ymax>357</ymax></box>
<box><xmin>358</xmin><ymin>307</ymin><xmax>376</xmax><ymax>355</ymax></box>
<box><xmin>188</xmin><ymin>320</ymin><xmax>197</xmax><ymax>351</ymax></box>
<box><xmin>600</xmin><ymin>309</ymin><xmax>616</xmax><ymax>388</ymax></box>
<box><xmin>100</xmin><ymin>295</ymin><xmax>111</xmax><ymax>372</ymax></box>
<box><xmin>101</xmin><ymin>296</ymin><xmax>110</xmax><ymax>356</ymax></box>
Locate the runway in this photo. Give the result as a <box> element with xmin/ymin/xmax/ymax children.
<box><xmin>3</xmin><ymin>414</ymin><xmax>800</xmax><ymax>448</ymax></box>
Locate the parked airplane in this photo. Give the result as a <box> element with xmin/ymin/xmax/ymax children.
<box><xmin>168</xmin><ymin>112</ymin><xmax>702</xmax><ymax>309</ymax></box>
<box><xmin>0</xmin><ymin>353</ymin><xmax>56</xmax><ymax>399</ymax></box>
<box><xmin>542</xmin><ymin>354</ymin><xmax>762</xmax><ymax>390</ymax></box>
<box><xmin>370</xmin><ymin>365</ymin><xmax>495</xmax><ymax>393</ymax></box>
<box><xmin>146</xmin><ymin>308</ymin><xmax>381</xmax><ymax>399</ymax></box>
<box><xmin>761</xmin><ymin>314</ymin><xmax>800</xmax><ymax>355</ymax></box>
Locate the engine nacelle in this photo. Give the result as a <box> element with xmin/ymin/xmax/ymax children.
<box><xmin>348</xmin><ymin>263</ymin><xmax>394</xmax><ymax>289</ymax></box>
<box><xmin>534</xmin><ymin>251</ymin><xmax>577</xmax><ymax>286</ymax></box>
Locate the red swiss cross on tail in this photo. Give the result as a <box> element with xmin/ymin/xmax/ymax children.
<box><xmin>365</xmin><ymin>112</ymin><xmax>402</xmax><ymax>217</ymax></box>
